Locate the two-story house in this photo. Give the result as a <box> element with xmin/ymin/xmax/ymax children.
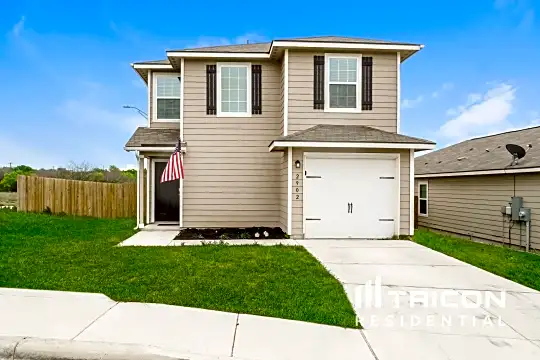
<box><xmin>125</xmin><ymin>36</ymin><xmax>435</xmax><ymax>239</ymax></box>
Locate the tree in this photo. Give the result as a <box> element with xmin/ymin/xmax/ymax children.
<box><xmin>0</xmin><ymin>168</ymin><xmax>34</xmax><ymax>192</ymax></box>
<box><xmin>13</xmin><ymin>165</ymin><xmax>34</xmax><ymax>173</ymax></box>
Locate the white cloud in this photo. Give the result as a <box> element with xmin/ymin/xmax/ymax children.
<box><xmin>402</xmin><ymin>82</ymin><xmax>453</xmax><ymax>109</ymax></box>
<box><xmin>9</xmin><ymin>16</ymin><xmax>25</xmax><ymax>37</ymax></box>
<box><xmin>401</xmin><ymin>95</ymin><xmax>424</xmax><ymax>109</ymax></box>
<box><xmin>439</xmin><ymin>83</ymin><xmax>517</xmax><ymax>140</ymax></box>
<box><xmin>187</xmin><ymin>33</ymin><xmax>267</xmax><ymax>48</ymax></box>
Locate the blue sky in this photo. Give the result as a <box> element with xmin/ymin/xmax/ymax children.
<box><xmin>0</xmin><ymin>0</ymin><xmax>539</xmax><ymax>169</ymax></box>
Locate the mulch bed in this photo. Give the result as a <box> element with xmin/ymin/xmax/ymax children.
<box><xmin>174</xmin><ymin>227</ymin><xmax>287</xmax><ymax>240</ymax></box>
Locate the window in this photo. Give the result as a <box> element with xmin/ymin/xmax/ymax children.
<box><xmin>419</xmin><ymin>182</ymin><xmax>428</xmax><ymax>216</ymax></box>
<box><xmin>154</xmin><ymin>74</ymin><xmax>181</xmax><ymax>121</ymax></box>
<box><xmin>325</xmin><ymin>55</ymin><xmax>361</xmax><ymax>112</ymax></box>
<box><xmin>217</xmin><ymin>63</ymin><xmax>251</xmax><ymax>116</ymax></box>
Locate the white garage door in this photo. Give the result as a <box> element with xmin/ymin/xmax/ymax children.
<box><xmin>304</xmin><ymin>154</ymin><xmax>398</xmax><ymax>239</ymax></box>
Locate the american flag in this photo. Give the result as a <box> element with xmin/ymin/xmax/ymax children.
<box><xmin>160</xmin><ymin>139</ymin><xmax>184</xmax><ymax>183</ymax></box>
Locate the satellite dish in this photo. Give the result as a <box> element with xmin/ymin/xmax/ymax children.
<box><xmin>506</xmin><ymin>144</ymin><xmax>526</xmax><ymax>159</ymax></box>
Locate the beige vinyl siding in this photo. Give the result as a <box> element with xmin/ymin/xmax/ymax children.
<box><xmin>415</xmin><ymin>174</ymin><xmax>540</xmax><ymax>250</ymax></box>
<box><xmin>279</xmin><ymin>152</ymin><xmax>288</xmax><ymax>232</ymax></box>
<box><xmin>291</xmin><ymin>148</ymin><xmax>410</xmax><ymax>238</ymax></box>
<box><xmin>287</xmin><ymin>50</ymin><xmax>398</xmax><ymax>134</ymax></box>
<box><xmin>182</xmin><ymin>59</ymin><xmax>282</xmax><ymax>228</ymax></box>
<box><xmin>149</xmin><ymin>70</ymin><xmax>182</xmax><ymax>129</ymax></box>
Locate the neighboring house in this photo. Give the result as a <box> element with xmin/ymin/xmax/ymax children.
<box><xmin>415</xmin><ymin>126</ymin><xmax>540</xmax><ymax>250</ymax></box>
<box><xmin>125</xmin><ymin>36</ymin><xmax>435</xmax><ymax>239</ymax></box>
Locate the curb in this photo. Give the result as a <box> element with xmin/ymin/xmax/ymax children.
<box><xmin>0</xmin><ymin>337</ymin><xmax>191</xmax><ymax>360</ymax></box>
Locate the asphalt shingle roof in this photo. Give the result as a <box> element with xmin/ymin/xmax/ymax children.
<box><xmin>415</xmin><ymin>126</ymin><xmax>540</xmax><ymax>175</ymax></box>
<box><xmin>125</xmin><ymin>128</ymin><xmax>184</xmax><ymax>148</ymax></box>
<box><xmin>274</xmin><ymin>125</ymin><xmax>434</xmax><ymax>144</ymax></box>
<box><xmin>169</xmin><ymin>36</ymin><xmax>420</xmax><ymax>53</ymax></box>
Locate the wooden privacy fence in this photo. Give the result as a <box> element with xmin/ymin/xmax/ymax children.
<box><xmin>17</xmin><ymin>175</ymin><xmax>136</xmax><ymax>218</ymax></box>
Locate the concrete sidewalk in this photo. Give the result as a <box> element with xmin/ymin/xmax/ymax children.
<box><xmin>0</xmin><ymin>288</ymin><xmax>374</xmax><ymax>360</ymax></box>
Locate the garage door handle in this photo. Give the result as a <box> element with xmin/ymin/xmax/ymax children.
<box><xmin>379</xmin><ymin>219</ymin><xmax>394</xmax><ymax>222</ymax></box>
<box><xmin>306</xmin><ymin>218</ymin><xmax>321</xmax><ymax>221</ymax></box>
<box><xmin>306</xmin><ymin>175</ymin><xmax>321</xmax><ymax>178</ymax></box>
<box><xmin>380</xmin><ymin>176</ymin><xmax>394</xmax><ymax>179</ymax></box>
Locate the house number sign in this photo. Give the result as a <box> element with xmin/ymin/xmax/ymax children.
<box><xmin>295</xmin><ymin>173</ymin><xmax>300</xmax><ymax>200</ymax></box>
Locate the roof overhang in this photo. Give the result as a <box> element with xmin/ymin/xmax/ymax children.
<box><xmin>166</xmin><ymin>51</ymin><xmax>269</xmax><ymax>59</ymax></box>
<box><xmin>130</xmin><ymin>63</ymin><xmax>175</xmax><ymax>83</ymax></box>
<box><xmin>165</xmin><ymin>41</ymin><xmax>424</xmax><ymax>62</ymax></box>
<box><xmin>125</xmin><ymin>146</ymin><xmax>176</xmax><ymax>152</ymax></box>
<box><xmin>269</xmin><ymin>141</ymin><xmax>436</xmax><ymax>152</ymax></box>
<box><xmin>416</xmin><ymin>167</ymin><xmax>540</xmax><ymax>178</ymax></box>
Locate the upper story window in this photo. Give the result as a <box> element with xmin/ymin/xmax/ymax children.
<box><xmin>154</xmin><ymin>73</ymin><xmax>181</xmax><ymax>121</ymax></box>
<box><xmin>324</xmin><ymin>54</ymin><xmax>362</xmax><ymax>112</ymax></box>
<box><xmin>217</xmin><ymin>63</ymin><xmax>251</xmax><ymax>117</ymax></box>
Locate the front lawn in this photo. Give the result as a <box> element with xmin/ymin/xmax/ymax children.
<box><xmin>0</xmin><ymin>210</ymin><xmax>356</xmax><ymax>328</ymax></box>
<box><xmin>414</xmin><ymin>228</ymin><xmax>540</xmax><ymax>291</ymax></box>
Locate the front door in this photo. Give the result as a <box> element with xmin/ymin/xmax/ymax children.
<box><xmin>154</xmin><ymin>161</ymin><xmax>180</xmax><ymax>222</ymax></box>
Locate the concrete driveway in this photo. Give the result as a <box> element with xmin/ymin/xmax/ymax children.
<box><xmin>299</xmin><ymin>239</ymin><xmax>540</xmax><ymax>359</ymax></box>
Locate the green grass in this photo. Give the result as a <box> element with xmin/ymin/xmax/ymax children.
<box><xmin>0</xmin><ymin>210</ymin><xmax>356</xmax><ymax>328</ymax></box>
<box><xmin>414</xmin><ymin>228</ymin><xmax>540</xmax><ymax>291</ymax></box>
<box><xmin>0</xmin><ymin>192</ymin><xmax>17</xmax><ymax>206</ymax></box>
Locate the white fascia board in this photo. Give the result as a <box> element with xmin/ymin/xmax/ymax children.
<box><xmin>124</xmin><ymin>146</ymin><xmax>177</xmax><ymax>152</ymax></box>
<box><xmin>167</xmin><ymin>51</ymin><xmax>269</xmax><ymax>59</ymax></box>
<box><xmin>132</xmin><ymin>64</ymin><xmax>174</xmax><ymax>69</ymax></box>
<box><xmin>416</xmin><ymin>167</ymin><xmax>540</xmax><ymax>178</ymax></box>
<box><xmin>271</xmin><ymin>41</ymin><xmax>423</xmax><ymax>53</ymax></box>
<box><xmin>269</xmin><ymin>141</ymin><xmax>436</xmax><ymax>152</ymax></box>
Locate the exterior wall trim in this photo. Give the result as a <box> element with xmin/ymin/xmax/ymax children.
<box><xmin>150</xmin><ymin>158</ymin><xmax>169</xmax><ymax>223</ymax></box>
<box><xmin>179</xmin><ymin>58</ymin><xmax>185</xmax><ymax>228</ymax></box>
<box><xmin>283</xmin><ymin>49</ymin><xmax>289</xmax><ymax>136</ymax></box>
<box><xmin>152</xmin><ymin>72</ymin><xmax>182</xmax><ymax>123</ymax></box>
<box><xmin>132</xmin><ymin>64</ymin><xmax>173</xmax><ymax>69</ymax></box>
<box><xmin>147</xmin><ymin>70</ymin><xmax>152</xmax><ymax>126</ymax></box>
<box><xmin>417</xmin><ymin>180</ymin><xmax>428</xmax><ymax>217</ymax></box>
<box><xmin>125</xmin><ymin>147</ymin><xmax>176</xmax><ymax>152</ymax></box>
<box><xmin>323</xmin><ymin>53</ymin><xmax>362</xmax><ymax>113</ymax></box>
<box><xmin>409</xmin><ymin>149</ymin><xmax>414</xmax><ymax>235</ymax></box>
<box><xmin>302</xmin><ymin>152</ymin><xmax>401</xmax><ymax>236</ymax></box>
<box><xmin>216</xmin><ymin>62</ymin><xmax>252</xmax><ymax>117</ymax></box>
<box><xmin>287</xmin><ymin>147</ymin><xmax>292</xmax><ymax>234</ymax></box>
<box><xmin>271</xmin><ymin>41</ymin><xmax>423</xmax><ymax>53</ymax></box>
<box><xmin>396</xmin><ymin>52</ymin><xmax>401</xmax><ymax>133</ymax></box>
<box><xmin>167</xmin><ymin>52</ymin><xmax>269</xmax><ymax>59</ymax></box>
<box><xmin>270</xmin><ymin>141</ymin><xmax>435</xmax><ymax>151</ymax></box>
<box><xmin>416</xmin><ymin>167</ymin><xmax>540</xmax><ymax>178</ymax></box>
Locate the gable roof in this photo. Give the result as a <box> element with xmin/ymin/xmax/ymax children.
<box><xmin>415</xmin><ymin>126</ymin><xmax>540</xmax><ymax>177</ymax></box>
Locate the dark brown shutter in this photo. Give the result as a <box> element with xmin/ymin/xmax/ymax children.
<box><xmin>362</xmin><ymin>57</ymin><xmax>373</xmax><ymax>110</ymax></box>
<box><xmin>252</xmin><ymin>64</ymin><xmax>262</xmax><ymax>114</ymax></box>
<box><xmin>313</xmin><ymin>55</ymin><xmax>324</xmax><ymax>109</ymax></box>
<box><xmin>206</xmin><ymin>65</ymin><xmax>216</xmax><ymax>115</ymax></box>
